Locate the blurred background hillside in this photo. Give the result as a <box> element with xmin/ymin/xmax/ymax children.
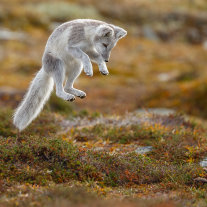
<box><xmin>1</xmin><ymin>1</ymin><xmax>207</xmax><ymax>206</ymax></box>
<box><xmin>1</xmin><ymin>0</ymin><xmax>207</xmax><ymax>118</ymax></box>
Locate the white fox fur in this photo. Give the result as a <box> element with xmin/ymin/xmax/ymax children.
<box><xmin>13</xmin><ymin>19</ymin><xmax>127</xmax><ymax>131</ymax></box>
<box><xmin>13</xmin><ymin>68</ymin><xmax>54</xmax><ymax>131</ymax></box>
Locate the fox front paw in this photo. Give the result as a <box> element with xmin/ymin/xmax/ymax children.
<box><xmin>84</xmin><ymin>62</ymin><xmax>93</xmax><ymax>77</ymax></box>
<box><xmin>78</xmin><ymin>93</ymin><xmax>86</xmax><ymax>99</ymax></box>
<box><xmin>99</xmin><ymin>63</ymin><xmax>109</xmax><ymax>76</ymax></box>
<box><xmin>100</xmin><ymin>70</ymin><xmax>109</xmax><ymax>75</ymax></box>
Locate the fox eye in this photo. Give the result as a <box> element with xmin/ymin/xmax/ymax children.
<box><xmin>102</xmin><ymin>43</ymin><xmax>108</xmax><ymax>48</ymax></box>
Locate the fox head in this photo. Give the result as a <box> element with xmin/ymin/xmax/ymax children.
<box><xmin>94</xmin><ymin>24</ymin><xmax>127</xmax><ymax>62</ymax></box>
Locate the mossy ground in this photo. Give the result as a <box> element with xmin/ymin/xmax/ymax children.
<box><xmin>0</xmin><ymin>108</ymin><xmax>207</xmax><ymax>207</ymax></box>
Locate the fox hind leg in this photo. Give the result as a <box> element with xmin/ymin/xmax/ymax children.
<box><xmin>43</xmin><ymin>52</ymin><xmax>75</xmax><ymax>102</ymax></box>
<box><xmin>64</xmin><ymin>61</ymin><xmax>86</xmax><ymax>99</ymax></box>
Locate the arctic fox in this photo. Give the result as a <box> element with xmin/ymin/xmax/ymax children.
<box><xmin>13</xmin><ymin>19</ymin><xmax>127</xmax><ymax>131</ymax></box>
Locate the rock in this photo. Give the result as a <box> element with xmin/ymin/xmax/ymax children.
<box><xmin>203</xmin><ymin>41</ymin><xmax>207</xmax><ymax>50</ymax></box>
<box><xmin>0</xmin><ymin>28</ymin><xmax>29</xmax><ymax>41</ymax></box>
<box><xmin>157</xmin><ymin>71</ymin><xmax>181</xmax><ymax>82</ymax></box>
<box><xmin>187</xmin><ymin>28</ymin><xmax>201</xmax><ymax>44</ymax></box>
<box><xmin>0</xmin><ymin>87</ymin><xmax>23</xmax><ymax>96</ymax></box>
<box><xmin>203</xmin><ymin>168</ymin><xmax>207</xmax><ymax>173</ymax></box>
<box><xmin>135</xmin><ymin>146</ymin><xmax>153</xmax><ymax>154</ymax></box>
<box><xmin>93</xmin><ymin>147</ymin><xmax>104</xmax><ymax>152</ymax></box>
<box><xmin>200</xmin><ymin>157</ymin><xmax>207</xmax><ymax>167</ymax></box>
<box><xmin>0</xmin><ymin>87</ymin><xmax>24</xmax><ymax>107</ymax></box>
<box><xmin>157</xmin><ymin>73</ymin><xmax>172</xmax><ymax>82</ymax></box>
<box><xmin>194</xmin><ymin>177</ymin><xmax>207</xmax><ymax>183</ymax></box>
<box><xmin>142</xmin><ymin>25</ymin><xmax>159</xmax><ymax>41</ymax></box>
<box><xmin>136</xmin><ymin>108</ymin><xmax>175</xmax><ymax>116</ymax></box>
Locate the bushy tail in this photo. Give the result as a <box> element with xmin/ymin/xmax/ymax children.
<box><xmin>13</xmin><ymin>68</ymin><xmax>54</xmax><ymax>131</ymax></box>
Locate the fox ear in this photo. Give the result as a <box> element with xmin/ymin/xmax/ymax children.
<box><xmin>114</xmin><ymin>26</ymin><xmax>127</xmax><ymax>39</ymax></box>
<box><xmin>96</xmin><ymin>25</ymin><xmax>113</xmax><ymax>37</ymax></box>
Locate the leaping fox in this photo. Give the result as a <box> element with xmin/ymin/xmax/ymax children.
<box><xmin>13</xmin><ymin>19</ymin><xmax>127</xmax><ymax>131</ymax></box>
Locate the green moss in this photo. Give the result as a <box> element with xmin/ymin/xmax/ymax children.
<box><xmin>0</xmin><ymin>131</ymin><xmax>203</xmax><ymax>188</ymax></box>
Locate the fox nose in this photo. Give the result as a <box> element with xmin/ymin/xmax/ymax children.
<box><xmin>105</xmin><ymin>60</ymin><xmax>109</xmax><ymax>62</ymax></box>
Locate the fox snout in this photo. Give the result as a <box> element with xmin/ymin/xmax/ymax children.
<box><xmin>102</xmin><ymin>53</ymin><xmax>110</xmax><ymax>63</ymax></box>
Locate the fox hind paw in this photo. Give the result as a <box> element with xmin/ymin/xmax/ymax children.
<box><xmin>67</xmin><ymin>96</ymin><xmax>75</xmax><ymax>102</ymax></box>
<box><xmin>56</xmin><ymin>92</ymin><xmax>76</xmax><ymax>102</ymax></box>
<box><xmin>65</xmin><ymin>88</ymin><xmax>86</xmax><ymax>99</ymax></box>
